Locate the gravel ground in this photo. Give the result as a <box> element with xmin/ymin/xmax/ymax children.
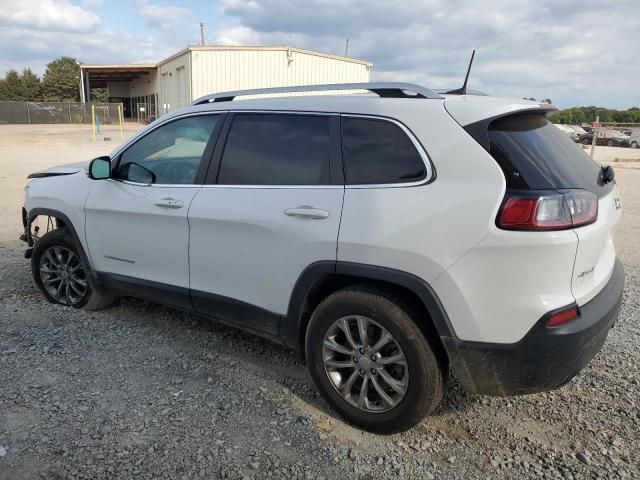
<box><xmin>1</xmin><ymin>126</ymin><xmax>639</xmax><ymax>479</ymax></box>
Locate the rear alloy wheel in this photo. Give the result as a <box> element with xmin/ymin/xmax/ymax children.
<box><xmin>322</xmin><ymin>315</ymin><xmax>408</xmax><ymax>412</ymax></box>
<box><xmin>306</xmin><ymin>287</ymin><xmax>445</xmax><ymax>433</ymax></box>
<box><xmin>31</xmin><ymin>229</ymin><xmax>114</xmax><ymax>310</ymax></box>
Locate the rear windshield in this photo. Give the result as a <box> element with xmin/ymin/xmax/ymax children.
<box><xmin>488</xmin><ymin>114</ymin><xmax>609</xmax><ymax>194</ymax></box>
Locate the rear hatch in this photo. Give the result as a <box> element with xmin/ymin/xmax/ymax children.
<box><xmin>445</xmin><ymin>97</ymin><xmax>621</xmax><ymax>306</ymax></box>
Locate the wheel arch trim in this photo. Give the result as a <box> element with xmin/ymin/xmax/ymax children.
<box><xmin>26</xmin><ymin>207</ymin><xmax>99</xmax><ymax>286</ymax></box>
<box><xmin>284</xmin><ymin>260</ymin><xmax>456</xmax><ymax>350</ymax></box>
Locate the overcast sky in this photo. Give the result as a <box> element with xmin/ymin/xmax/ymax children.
<box><xmin>0</xmin><ymin>0</ymin><xmax>638</xmax><ymax>109</ymax></box>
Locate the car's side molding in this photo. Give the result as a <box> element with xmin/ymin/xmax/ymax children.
<box><xmin>97</xmin><ymin>272</ymin><xmax>193</xmax><ymax>311</ymax></box>
<box><xmin>96</xmin><ymin>272</ymin><xmax>287</xmax><ymax>345</ymax></box>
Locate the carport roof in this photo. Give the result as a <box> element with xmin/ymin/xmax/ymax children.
<box><xmin>80</xmin><ymin>64</ymin><xmax>156</xmax><ymax>86</ymax></box>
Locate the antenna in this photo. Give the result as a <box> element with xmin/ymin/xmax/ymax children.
<box><xmin>344</xmin><ymin>37</ymin><xmax>350</xmax><ymax>57</ymax></box>
<box><xmin>287</xmin><ymin>33</ymin><xmax>293</xmax><ymax>64</ymax></box>
<box><xmin>446</xmin><ymin>49</ymin><xmax>476</xmax><ymax>95</ymax></box>
<box><xmin>200</xmin><ymin>23</ymin><xmax>205</xmax><ymax>45</ymax></box>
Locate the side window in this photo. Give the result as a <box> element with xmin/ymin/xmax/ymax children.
<box><xmin>341</xmin><ymin>117</ymin><xmax>427</xmax><ymax>185</ymax></box>
<box><xmin>116</xmin><ymin>115</ymin><xmax>219</xmax><ymax>185</ymax></box>
<box><xmin>217</xmin><ymin>114</ymin><xmax>331</xmax><ymax>185</ymax></box>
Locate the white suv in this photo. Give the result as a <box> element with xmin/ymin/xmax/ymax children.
<box><xmin>21</xmin><ymin>83</ymin><xmax>625</xmax><ymax>433</ymax></box>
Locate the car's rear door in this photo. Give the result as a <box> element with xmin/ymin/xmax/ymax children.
<box><xmin>84</xmin><ymin>113</ymin><xmax>223</xmax><ymax>308</ymax></box>
<box><xmin>188</xmin><ymin>112</ymin><xmax>344</xmax><ymax>336</ymax></box>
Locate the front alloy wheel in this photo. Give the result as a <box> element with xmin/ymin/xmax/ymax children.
<box><xmin>31</xmin><ymin>228</ymin><xmax>114</xmax><ymax>310</ymax></box>
<box><xmin>39</xmin><ymin>246</ymin><xmax>88</xmax><ymax>306</ymax></box>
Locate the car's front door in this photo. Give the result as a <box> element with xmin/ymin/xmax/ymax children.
<box><xmin>188</xmin><ymin>112</ymin><xmax>344</xmax><ymax>336</ymax></box>
<box><xmin>85</xmin><ymin>113</ymin><xmax>223</xmax><ymax>308</ymax></box>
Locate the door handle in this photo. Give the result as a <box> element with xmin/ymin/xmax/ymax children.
<box><xmin>284</xmin><ymin>206</ymin><xmax>330</xmax><ymax>219</ymax></box>
<box><xmin>154</xmin><ymin>198</ymin><xmax>184</xmax><ymax>209</ymax></box>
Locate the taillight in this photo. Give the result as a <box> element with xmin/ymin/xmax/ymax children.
<box><xmin>546</xmin><ymin>305</ymin><xmax>580</xmax><ymax>328</ymax></box>
<box><xmin>498</xmin><ymin>190</ymin><xmax>598</xmax><ymax>231</ymax></box>
<box><xmin>564</xmin><ymin>191</ymin><xmax>599</xmax><ymax>227</ymax></box>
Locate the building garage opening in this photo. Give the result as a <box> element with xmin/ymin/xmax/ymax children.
<box><xmin>80</xmin><ymin>64</ymin><xmax>157</xmax><ymax>121</ymax></box>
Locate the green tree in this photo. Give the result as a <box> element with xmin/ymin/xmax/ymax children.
<box><xmin>1</xmin><ymin>69</ymin><xmax>23</xmax><ymax>100</ymax></box>
<box><xmin>42</xmin><ymin>56</ymin><xmax>80</xmax><ymax>101</ymax></box>
<box><xmin>595</xmin><ymin>108</ymin><xmax>614</xmax><ymax>123</ymax></box>
<box><xmin>20</xmin><ymin>68</ymin><xmax>41</xmax><ymax>101</ymax></box>
<box><xmin>90</xmin><ymin>88</ymin><xmax>108</xmax><ymax>102</ymax></box>
<box><xmin>572</xmin><ymin>109</ymin><xmax>586</xmax><ymax>124</ymax></box>
<box><xmin>550</xmin><ymin>106</ymin><xmax>640</xmax><ymax>125</ymax></box>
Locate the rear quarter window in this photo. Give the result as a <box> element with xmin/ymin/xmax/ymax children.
<box><xmin>341</xmin><ymin>117</ymin><xmax>427</xmax><ymax>185</ymax></box>
<box><xmin>486</xmin><ymin>114</ymin><xmax>611</xmax><ymax>195</ymax></box>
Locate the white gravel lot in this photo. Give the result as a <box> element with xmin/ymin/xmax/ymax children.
<box><xmin>0</xmin><ymin>125</ymin><xmax>638</xmax><ymax>480</ymax></box>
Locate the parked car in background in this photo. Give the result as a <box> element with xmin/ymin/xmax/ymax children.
<box><xmin>628</xmin><ymin>129</ymin><xmax>640</xmax><ymax>148</ymax></box>
<box><xmin>578</xmin><ymin>131</ymin><xmax>630</xmax><ymax>147</ymax></box>
<box><xmin>608</xmin><ymin>130</ymin><xmax>631</xmax><ymax>146</ymax></box>
<box><xmin>555</xmin><ymin>124</ymin><xmax>579</xmax><ymax>141</ymax></box>
<box><xmin>570</xmin><ymin>125</ymin><xmax>587</xmax><ymax>136</ymax></box>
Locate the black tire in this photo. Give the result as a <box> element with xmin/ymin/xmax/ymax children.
<box><xmin>31</xmin><ymin>229</ymin><xmax>114</xmax><ymax>311</ymax></box>
<box><xmin>581</xmin><ymin>138</ymin><xmax>590</xmax><ymax>145</ymax></box>
<box><xmin>305</xmin><ymin>287</ymin><xmax>445</xmax><ymax>433</ymax></box>
<box><xmin>631</xmin><ymin>141</ymin><xmax>638</xmax><ymax>149</ymax></box>
<box><xmin>607</xmin><ymin>140</ymin><xmax>614</xmax><ymax>147</ymax></box>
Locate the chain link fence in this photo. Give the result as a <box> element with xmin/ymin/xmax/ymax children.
<box><xmin>592</xmin><ymin>123</ymin><xmax>640</xmax><ymax>149</ymax></box>
<box><xmin>0</xmin><ymin>101</ymin><xmax>123</xmax><ymax>125</ymax></box>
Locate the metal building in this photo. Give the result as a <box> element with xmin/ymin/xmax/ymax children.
<box><xmin>80</xmin><ymin>46</ymin><xmax>372</xmax><ymax>120</ymax></box>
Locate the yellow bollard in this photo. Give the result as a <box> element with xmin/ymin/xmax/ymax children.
<box><xmin>91</xmin><ymin>104</ymin><xmax>96</xmax><ymax>141</ymax></box>
<box><xmin>118</xmin><ymin>104</ymin><xmax>124</xmax><ymax>139</ymax></box>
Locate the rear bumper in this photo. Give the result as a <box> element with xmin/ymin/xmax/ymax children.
<box><xmin>445</xmin><ymin>258</ymin><xmax>625</xmax><ymax>396</ymax></box>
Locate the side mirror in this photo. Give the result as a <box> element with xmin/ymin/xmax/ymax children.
<box><xmin>89</xmin><ymin>157</ymin><xmax>111</xmax><ymax>180</ymax></box>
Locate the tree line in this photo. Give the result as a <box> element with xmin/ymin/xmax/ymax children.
<box><xmin>0</xmin><ymin>56</ymin><xmax>107</xmax><ymax>103</ymax></box>
<box><xmin>524</xmin><ymin>98</ymin><xmax>640</xmax><ymax>124</ymax></box>
<box><xmin>548</xmin><ymin>106</ymin><xmax>640</xmax><ymax>125</ymax></box>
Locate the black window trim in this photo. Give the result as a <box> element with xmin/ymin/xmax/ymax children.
<box><xmin>109</xmin><ymin>111</ymin><xmax>227</xmax><ymax>187</ymax></box>
<box><xmin>203</xmin><ymin>110</ymin><xmax>343</xmax><ymax>188</ymax></box>
<box><xmin>340</xmin><ymin>113</ymin><xmax>435</xmax><ymax>189</ymax></box>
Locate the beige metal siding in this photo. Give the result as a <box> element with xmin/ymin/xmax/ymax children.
<box><xmin>157</xmin><ymin>51</ymin><xmax>191</xmax><ymax>113</ymax></box>
<box><xmin>130</xmin><ymin>70</ymin><xmax>157</xmax><ymax>97</ymax></box>
<box><xmin>190</xmin><ymin>48</ymin><xmax>371</xmax><ymax>101</ymax></box>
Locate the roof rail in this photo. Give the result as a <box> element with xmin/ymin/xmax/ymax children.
<box><xmin>191</xmin><ymin>82</ymin><xmax>443</xmax><ymax>105</ymax></box>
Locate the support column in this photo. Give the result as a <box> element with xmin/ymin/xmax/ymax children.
<box><xmin>79</xmin><ymin>68</ymin><xmax>86</xmax><ymax>103</ymax></box>
<box><xmin>85</xmin><ymin>72</ymin><xmax>91</xmax><ymax>103</ymax></box>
